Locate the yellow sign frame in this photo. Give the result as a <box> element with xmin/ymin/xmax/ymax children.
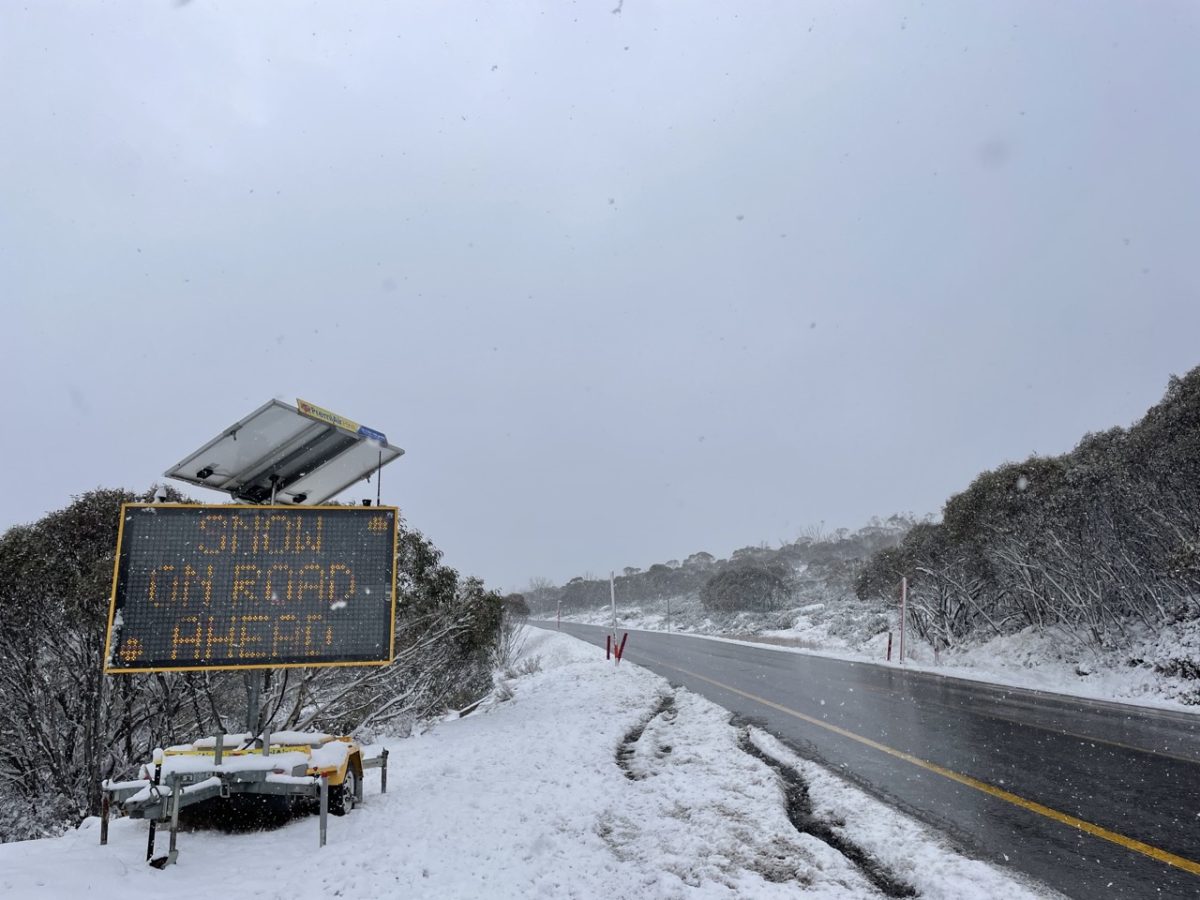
<box><xmin>102</xmin><ymin>503</ymin><xmax>400</xmax><ymax>675</ymax></box>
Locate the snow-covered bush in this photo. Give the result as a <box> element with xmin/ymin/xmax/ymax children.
<box><xmin>0</xmin><ymin>789</ymin><xmax>75</xmax><ymax>844</ymax></box>
<box><xmin>856</xmin><ymin>366</ymin><xmax>1200</xmax><ymax>652</ymax></box>
<box><xmin>700</xmin><ymin>562</ymin><xmax>796</xmax><ymax>613</ymax></box>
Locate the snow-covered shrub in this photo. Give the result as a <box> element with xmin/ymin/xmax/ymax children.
<box><xmin>826</xmin><ymin>607</ymin><xmax>890</xmax><ymax>645</ymax></box>
<box><xmin>700</xmin><ymin>562</ymin><xmax>796</xmax><ymax>613</ymax></box>
<box><xmin>0</xmin><ymin>789</ymin><xmax>75</xmax><ymax>844</ymax></box>
<box><xmin>492</xmin><ymin>680</ymin><xmax>515</xmax><ymax>703</ymax></box>
<box><xmin>505</xmin><ymin>655</ymin><xmax>542</xmax><ymax>679</ymax></box>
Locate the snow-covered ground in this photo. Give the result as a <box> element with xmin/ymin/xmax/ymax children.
<box><xmin>561</xmin><ymin>595</ymin><xmax>1200</xmax><ymax>712</ymax></box>
<box><xmin>0</xmin><ymin>629</ymin><xmax>1057</xmax><ymax>899</ymax></box>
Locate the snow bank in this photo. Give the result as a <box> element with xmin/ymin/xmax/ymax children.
<box><xmin>0</xmin><ymin>629</ymin><xmax>1055</xmax><ymax>899</ymax></box>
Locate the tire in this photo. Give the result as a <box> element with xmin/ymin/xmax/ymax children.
<box><xmin>328</xmin><ymin>768</ymin><xmax>357</xmax><ymax>816</ymax></box>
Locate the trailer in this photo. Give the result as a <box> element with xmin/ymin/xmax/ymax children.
<box><xmin>98</xmin><ymin>399</ymin><xmax>404</xmax><ymax>867</ymax></box>
<box><xmin>100</xmin><ymin>730</ymin><xmax>389</xmax><ymax>864</ymax></box>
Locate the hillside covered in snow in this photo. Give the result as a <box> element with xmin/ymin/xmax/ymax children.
<box><xmin>534</xmin><ymin>368</ymin><xmax>1200</xmax><ymax>711</ymax></box>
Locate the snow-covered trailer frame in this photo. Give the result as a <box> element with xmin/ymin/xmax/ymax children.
<box><xmin>99</xmin><ymin>731</ymin><xmax>389</xmax><ymax>862</ymax></box>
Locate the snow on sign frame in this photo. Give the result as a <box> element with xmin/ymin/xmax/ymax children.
<box><xmin>103</xmin><ymin>504</ymin><xmax>399</xmax><ymax>673</ymax></box>
<box><xmin>163</xmin><ymin>398</ymin><xmax>404</xmax><ymax>506</ymax></box>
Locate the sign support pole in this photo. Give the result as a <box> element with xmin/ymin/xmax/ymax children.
<box><xmin>145</xmin><ymin>758</ymin><xmax>161</xmax><ymax>862</ymax></box>
<box><xmin>246</xmin><ymin>675</ymin><xmax>261</xmax><ymax>734</ymax></box>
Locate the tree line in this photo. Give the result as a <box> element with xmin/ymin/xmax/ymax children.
<box><xmin>856</xmin><ymin>368</ymin><xmax>1200</xmax><ymax>655</ymax></box>
<box><xmin>526</xmin><ymin>517</ymin><xmax>913</xmax><ymax>616</ymax></box>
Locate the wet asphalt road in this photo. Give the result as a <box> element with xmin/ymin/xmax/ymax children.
<box><xmin>533</xmin><ymin>622</ymin><xmax>1200</xmax><ymax>899</ymax></box>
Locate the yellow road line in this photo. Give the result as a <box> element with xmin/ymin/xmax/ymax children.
<box><xmin>653</xmin><ymin>658</ymin><xmax>1200</xmax><ymax>878</ymax></box>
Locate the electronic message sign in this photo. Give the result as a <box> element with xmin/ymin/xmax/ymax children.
<box><xmin>104</xmin><ymin>504</ymin><xmax>397</xmax><ymax>673</ymax></box>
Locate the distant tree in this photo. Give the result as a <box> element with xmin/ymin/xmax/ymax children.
<box><xmin>700</xmin><ymin>562</ymin><xmax>795</xmax><ymax>613</ymax></box>
<box><xmin>731</xmin><ymin>545</ymin><xmax>772</xmax><ymax>563</ymax></box>
<box><xmin>854</xmin><ymin>545</ymin><xmax>908</xmax><ymax>601</ymax></box>
<box><xmin>559</xmin><ymin>575</ymin><xmax>607</xmax><ymax>611</ymax></box>
<box><xmin>523</xmin><ymin>577</ymin><xmax>558</xmax><ymax>613</ymax></box>
<box><xmin>796</xmin><ymin>523</ymin><xmax>829</xmax><ymax>544</ymax></box>
<box><xmin>502</xmin><ymin>593</ymin><xmax>531</xmax><ymax>619</ymax></box>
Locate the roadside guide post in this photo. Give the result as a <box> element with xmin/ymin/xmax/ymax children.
<box><xmin>607</xmin><ymin>571</ymin><xmax>629</xmax><ymax>664</ymax></box>
<box><xmin>609</xmin><ymin>571</ymin><xmax>617</xmax><ymax>650</ymax></box>
<box><xmin>899</xmin><ymin>577</ymin><xmax>908</xmax><ymax>665</ymax></box>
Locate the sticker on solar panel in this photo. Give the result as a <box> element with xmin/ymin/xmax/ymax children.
<box><xmin>104</xmin><ymin>505</ymin><xmax>397</xmax><ymax>672</ymax></box>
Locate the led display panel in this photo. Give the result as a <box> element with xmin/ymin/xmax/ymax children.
<box><xmin>104</xmin><ymin>504</ymin><xmax>397</xmax><ymax>673</ymax></box>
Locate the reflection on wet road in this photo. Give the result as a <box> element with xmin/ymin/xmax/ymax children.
<box><xmin>535</xmin><ymin>622</ymin><xmax>1200</xmax><ymax>899</ymax></box>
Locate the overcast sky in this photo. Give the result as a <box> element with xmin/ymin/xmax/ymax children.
<box><xmin>2</xmin><ymin>1</ymin><xmax>1198</xmax><ymax>591</ymax></box>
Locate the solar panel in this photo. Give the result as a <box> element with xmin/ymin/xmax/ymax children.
<box><xmin>163</xmin><ymin>399</ymin><xmax>404</xmax><ymax>506</ymax></box>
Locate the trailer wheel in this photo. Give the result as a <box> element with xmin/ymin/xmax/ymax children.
<box><xmin>329</xmin><ymin>768</ymin><xmax>356</xmax><ymax>816</ymax></box>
